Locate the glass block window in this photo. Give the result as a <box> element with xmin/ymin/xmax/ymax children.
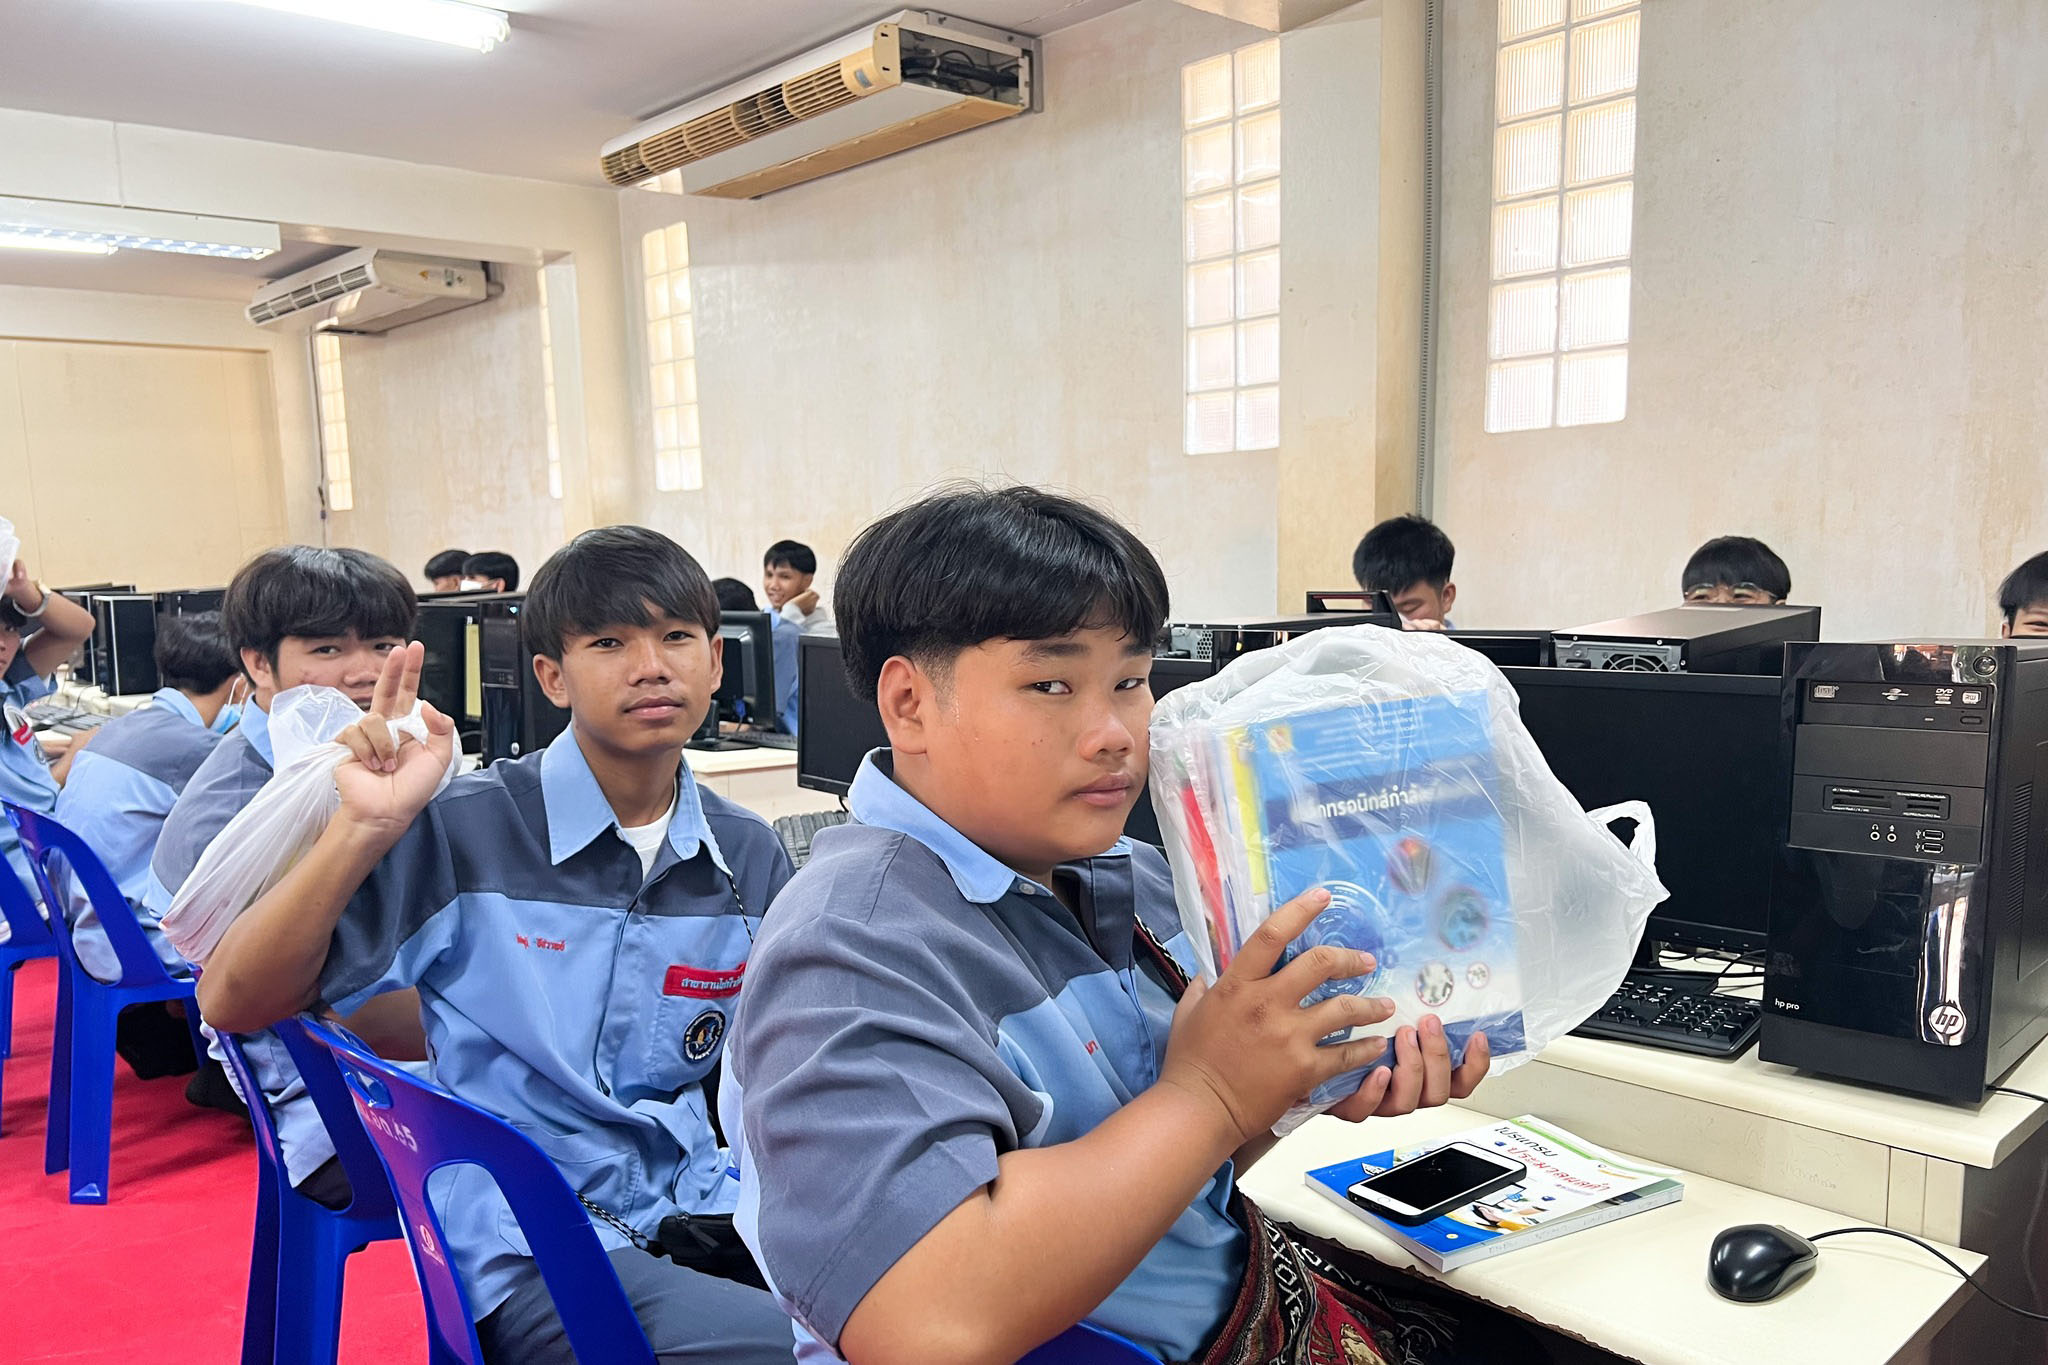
<box><xmin>642</xmin><ymin>222</ymin><xmax>703</xmax><ymax>492</ymax></box>
<box><xmin>1486</xmin><ymin>0</ymin><xmax>1639</xmax><ymax>432</ymax></box>
<box><xmin>312</xmin><ymin>332</ymin><xmax>353</xmax><ymax>512</ymax></box>
<box><xmin>1183</xmin><ymin>39</ymin><xmax>1281</xmax><ymax>454</ymax></box>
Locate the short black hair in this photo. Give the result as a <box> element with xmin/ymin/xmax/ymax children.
<box><xmin>463</xmin><ymin>551</ymin><xmax>520</xmax><ymax>592</ymax></box>
<box><xmin>153</xmin><ymin>611</ymin><xmax>240</xmax><ymax>694</ymax></box>
<box><xmin>522</xmin><ymin>525</ymin><xmax>720</xmax><ymax>661</ymax></box>
<box><xmin>1352</xmin><ymin>515</ymin><xmax>1455</xmax><ymax>594</ymax></box>
<box><xmin>424</xmin><ymin>549</ymin><xmax>469</xmax><ymax>581</ymax></box>
<box><xmin>712</xmin><ymin>578</ymin><xmax>759</xmax><ymax>613</ymax></box>
<box><xmin>0</xmin><ymin>598</ymin><xmax>27</xmax><ymax>633</ymax></box>
<box><xmin>835</xmin><ymin>484</ymin><xmax>1170</xmax><ymax>701</ymax></box>
<box><xmin>1682</xmin><ymin>536</ymin><xmax>1791</xmax><ymax>600</ymax></box>
<box><xmin>1998</xmin><ymin>552</ymin><xmax>2048</xmax><ymax>626</ymax></box>
<box><xmin>222</xmin><ymin>546</ymin><xmax>417</xmax><ymax>668</ymax></box>
<box><xmin>764</xmin><ymin>540</ymin><xmax>817</xmax><ymax>576</ymax></box>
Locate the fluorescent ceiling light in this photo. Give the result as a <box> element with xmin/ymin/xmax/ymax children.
<box><xmin>0</xmin><ymin>231</ymin><xmax>117</xmax><ymax>256</ymax></box>
<box><xmin>0</xmin><ymin>198</ymin><xmax>281</xmax><ymax>260</ymax></box>
<box><xmin>215</xmin><ymin>0</ymin><xmax>512</xmax><ymax>53</ymax></box>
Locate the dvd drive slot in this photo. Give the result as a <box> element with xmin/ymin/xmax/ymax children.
<box><xmin>1822</xmin><ymin>786</ymin><xmax>1951</xmax><ymax>820</ymax></box>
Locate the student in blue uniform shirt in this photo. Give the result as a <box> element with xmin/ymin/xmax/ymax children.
<box><xmin>200</xmin><ymin>526</ymin><xmax>796</xmax><ymax>1365</ymax></box>
<box><xmin>54</xmin><ymin>612</ymin><xmax>242</xmax><ymax>1079</ymax></box>
<box><xmin>0</xmin><ymin>559</ymin><xmax>97</xmax><ymax>896</ymax></box>
<box><xmin>728</xmin><ymin>487</ymin><xmax>1504</xmax><ymax>1365</ymax></box>
<box><xmin>148</xmin><ymin>547</ymin><xmax>422</xmax><ymax>1169</ymax></box>
<box><xmin>770</xmin><ymin>607</ymin><xmax>799</xmax><ymax>735</ymax></box>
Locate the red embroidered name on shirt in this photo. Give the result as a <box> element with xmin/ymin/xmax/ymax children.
<box><xmin>515</xmin><ymin>934</ymin><xmax>566</xmax><ymax>952</ymax></box>
<box><xmin>663</xmin><ymin>962</ymin><xmax>747</xmax><ymax>999</ymax></box>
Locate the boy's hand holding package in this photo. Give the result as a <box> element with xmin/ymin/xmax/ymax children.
<box><xmin>332</xmin><ymin>643</ymin><xmax>455</xmax><ymax>840</ymax></box>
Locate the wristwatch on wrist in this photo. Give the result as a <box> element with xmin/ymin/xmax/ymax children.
<box><xmin>19</xmin><ymin>581</ymin><xmax>50</xmax><ymax>618</ymax></box>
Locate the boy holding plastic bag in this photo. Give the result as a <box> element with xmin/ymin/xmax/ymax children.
<box><xmin>725</xmin><ymin>487</ymin><xmax>1533</xmax><ymax>1365</ymax></box>
<box><xmin>198</xmin><ymin>527</ymin><xmax>796</xmax><ymax>1364</ymax></box>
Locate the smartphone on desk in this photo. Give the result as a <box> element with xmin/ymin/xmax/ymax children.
<box><xmin>1345</xmin><ymin>1141</ymin><xmax>1526</xmax><ymax>1226</ymax></box>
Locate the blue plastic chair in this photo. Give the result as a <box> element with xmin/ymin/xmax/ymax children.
<box><xmin>0</xmin><ymin>859</ymin><xmax>56</xmax><ymax>1136</ymax></box>
<box><xmin>1018</xmin><ymin>1324</ymin><xmax>1160</xmax><ymax>1363</ymax></box>
<box><xmin>220</xmin><ymin>1021</ymin><xmax>401</xmax><ymax>1365</ymax></box>
<box><xmin>5</xmin><ymin>803</ymin><xmax>206</xmax><ymax>1202</ymax></box>
<box><xmin>296</xmin><ymin>1015</ymin><xmax>658</xmax><ymax>1365</ymax></box>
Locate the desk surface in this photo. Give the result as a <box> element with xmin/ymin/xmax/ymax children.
<box><xmin>1534</xmin><ymin>1032</ymin><xmax>2048</xmax><ymax>1169</ymax></box>
<box><xmin>1241</xmin><ymin>1106</ymin><xmax>1983</xmax><ymax>1365</ymax></box>
<box><xmin>683</xmin><ymin>745</ymin><xmax>799</xmax><ymax>777</ymax></box>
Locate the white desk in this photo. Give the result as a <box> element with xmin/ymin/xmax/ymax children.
<box><xmin>1472</xmin><ymin>1034</ymin><xmax>2048</xmax><ymax>1362</ymax></box>
<box><xmin>683</xmin><ymin>746</ymin><xmax>841</xmax><ymax>822</ymax></box>
<box><xmin>1241</xmin><ymin>1107</ymin><xmax>1984</xmax><ymax>1365</ymax></box>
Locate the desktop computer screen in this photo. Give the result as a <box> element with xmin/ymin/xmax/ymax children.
<box><xmin>1501</xmin><ymin>666</ymin><xmax>1782</xmax><ymax>955</ymax></box>
<box><xmin>716</xmin><ymin>611</ymin><xmax>780</xmax><ymax>731</ymax></box>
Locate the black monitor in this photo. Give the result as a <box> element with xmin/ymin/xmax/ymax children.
<box><xmin>416</xmin><ymin>598</ymin><xmax>488</xmax><ymax>754</ymax></box>
<box><xmin>795</xmin><ymin>636</ymin><xmax>1214</xmax><ymax>846</ymax></box>
<box><xmin>1451</xmin><ymin>631</ymin><xmax>1554</xmax><ymax>668</ymax></box>
<box><xmin>714</xmin><ymin>611</ymin><xmax>780</xmax><ymax>731</ymax></box>
<box><xmin>1501</xmin><ymin>667</ymin><xmax>1782</xmax><ymax>956</ymax></box>
<box><xmin>155</xmin><ymin>588</ymin><xmax>224</xmax><ymax>618</ymax></box>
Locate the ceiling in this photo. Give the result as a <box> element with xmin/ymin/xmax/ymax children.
<box><xmin>0</xmin><ymin>0</ymin><xmax>1133</xmax><ymax>187</ymax></box>
<box><xmin>0</xmin><ymin>238</ymin><xmax>349</xmax><ymax>302</ymax></box>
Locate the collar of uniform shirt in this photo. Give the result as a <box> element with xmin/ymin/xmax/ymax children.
<box><xmin>847</xmin><ymin>749</ymin><xmax>1131</xmax><ymax>906</ymax></box>
<box><xmin>539</xmin><ymin>725</ymin><xmax>728</xmax><ymax>874</ymax></box>
<box><xmin>238</xmin><ymin>693</ymin><xmax>276</xmax><ymax>767</ymax></box>
<box><xmin>148</xmin><ymin>686</ymin><xmax>205</xmax><ymax>728</ymax></box>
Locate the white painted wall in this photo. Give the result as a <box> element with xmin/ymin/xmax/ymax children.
<box><xmin>617</xmin><ymin>0</ymin><xmax>1301</xmax><ymax>615</ymax></box>
<box><xmin>324</xmin><ymin>264</ymin><xmax>563</xmax><ymax>588</ymax></box>
<box><xmin>1434</xmin><ymin>0</ymin><xmax>2048</xmax><ymax>641</ymax></box>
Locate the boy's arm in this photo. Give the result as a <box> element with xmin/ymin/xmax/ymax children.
<box><xmin>197</xmin><ymin>643</ymin><xmax>452</xmax><ymax>1034</ymax></box>
<box><xmin>12</xmin><ymin>566</ymin><xmax>96</xmax><ymax>678</ymax></box>
<box><xmin>837</xmin><ymin>891</ymin><xmax>1395</xmax><ymax>1365</ymax></box>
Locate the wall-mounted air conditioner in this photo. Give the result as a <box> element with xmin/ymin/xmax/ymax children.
<box><xmin>247</xmin><ymin>248</ymin><xmax>496</xmax><ymax>334</ymax></box>
<box><xmin>600</xmin><ymin>9</ymin><xmax>1038</xmax><ymax>199</ymax></box>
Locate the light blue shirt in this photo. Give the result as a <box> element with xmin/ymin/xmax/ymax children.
<box><xmin>0</xmin><ymin>653</ymin><xmax>60</xmax><ymax>896</ymax></box>
<box><xmin>320</xmin><ymin>726</ymin><xmax>794</xmax><ymax>1320</ymax></box>
<box><xmin>770</xmin><ymin>611</ymin><xmax>800</xmax><ymax>735</ymax></box>
<box><xmin>54</xmin><ymin>687</ymin><xmax>222</xmax><ymax>982</ymax></box>
<box><xmin>728</xmin><ymin>752</ymin><xmax>1243</xmax><ymax>1362</ymax></box>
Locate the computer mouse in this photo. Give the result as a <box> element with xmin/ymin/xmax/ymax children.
<box><xmin>1708</xmin><ymin>1224</ymin><xmax>1819</xmax><ymax>1303</ymax></box>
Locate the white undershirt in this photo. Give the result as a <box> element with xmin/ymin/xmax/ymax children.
<box><xmin>616</xmin><ymin>796</ymin><xmax>677</xmax><ymax>878</ymax></box>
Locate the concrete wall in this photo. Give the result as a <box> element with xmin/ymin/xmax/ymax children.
<box><xmin>325</xmin><ymin>264</ymin><xmax>564</xmax><ymax>588</ymax></box>
<box><xmin>1434</xmin><ymin>0</ymin><xmax>2048</xmax><ymax>640</ymax></box>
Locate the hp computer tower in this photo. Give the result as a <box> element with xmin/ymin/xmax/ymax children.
<box><xmin>416</xmin><ymin>597</ymin><xmax>489</xmax><ymax>755</ymax></box>
<box><xmin>1762</xmin><ymin>640</ymin><xmax>2048</xmax><ymax>1102</ymax></box>
<box><xmin>1554</xmin><ymin>604</ymin><xmax>1819</xmax><ymax>674</ymax></box>
<box><xmin>90</xmin><ymin>594</ymin><xmax>159</xmax><ymax>696</ymax></box>
<box><xmin>1165</xmin><ymin>610</ymin><xmax>1396</xmax><ymax>666</ymax></box>
<box><xmin>476</xmin><ymin>596</ymin><xmax>568</xmax><ymax>764</ymax></box>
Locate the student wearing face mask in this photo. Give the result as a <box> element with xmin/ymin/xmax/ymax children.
<box><xmin>52</xmin><ymin>611</ymin><xmax>246</xmax><ymax>1084</ymax></box>
<box><xmin>1680</xmin><ymin>536</ymin><xmax>1792</xmax><ymax>605</ymax></box>
<box><xmin>461</xmin><ymin>551</ymin><xmax>520</xmax><ymax>594</ymax></box>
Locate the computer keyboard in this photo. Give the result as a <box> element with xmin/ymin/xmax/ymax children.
<box><xmin>1572</xmin><ymin>971</ymin><xmax>1763</xmax><ymax>1057</ymax></box>
<box><xmin>773</xmin><ymin>810</ymin><xmax>850</xmax><ymax>868</ymax></box>
<box><xmin>51</xmin><ymin>713</ymin><xmax>110</xmax><ymax>737</ymax></box>
<box><xmin>23</xmin><ymin>697</ymin><xmax>86</xmax><ymax>729</ymax></box>
<box><xmin>736</xmin><ymin>731</ymin><xmax>799</xmax><ymax>750</ymax></box>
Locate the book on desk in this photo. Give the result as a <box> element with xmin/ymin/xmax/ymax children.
<box><xmin>1304</xmin><ymin>1114</ymin><xmax>1683</xmax><ymax>1271</ymax></box>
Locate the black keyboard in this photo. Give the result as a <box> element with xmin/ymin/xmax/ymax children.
<box><xmin>736</xmin><ymin>731</ymin><xmax>798</xmax><ymax>750</ymax></box>
<box><xmin>52</xmin><ymin>713</ymin><xmax>110</xmax><ymax>737</ymax></box>
<box><xmin>1572</xmin><ymin>971</ymin><xmax>1763</xmax><ymax>1057</ymax></box>
<box><xmin>773</xmin><ymin>810</ymin><xmax>850</xmax><ymax>868</ymax></box>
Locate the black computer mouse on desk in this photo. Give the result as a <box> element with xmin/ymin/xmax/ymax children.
<box><xmin>1709</xmin><ymin>1224</ymin><xmax>1820</xmax><ymax>1302</ymax></box>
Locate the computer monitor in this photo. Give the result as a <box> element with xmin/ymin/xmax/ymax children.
<box><xmin>416</xmin><ymin>597</ymin><xmax>488</xmax><ymax>754</ymax></box>
<box><xmin>155</xmin><ymin>588</ymin><xmax>224</xmax><ymax>618</ymax></box>
<box><xmin>1500</xmin><ymin>667</ymin><xmax>1782</xmax><ymax>956</ymax></box>
<box><xmin>1451</xmin><ymin>631</ymin><xmax>1554</xmax><ymax>668</ymax></box>
<box><xmin>714</xmin><ymin>611</ymin><xmax>780</xmax><ymax>731</ymax></box>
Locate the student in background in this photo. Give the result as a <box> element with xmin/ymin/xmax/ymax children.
<box><xmin>729</xmin><ymin>486</ymin><xmax>1496</xmax><ymax>1365</ymax></box>
<box><xmin>425</xmin><ymin>550</ymin><xmax>470</xmax><ymax>593</ymax></box>
<box><xmin>197</xmin><ymin>526</ymin><xmax>796</xmax><ymax>1365</ymax></box>
<box><xmin>149</xmin><ymin>547</ymin><xmax>421</xmax><ymax>1172</ymax></box>
<box><xmin>0</xmin><ymin>560</ymin><xmax>96</xmax><ymax>891</ymax></box>
<box><xmin>462</xmin><ymin>551</ymin><xmax>520</xmax><ymax>593</ymax></box>
<box><xmin>54</xmin><ymin>612</ymin><xmax>242</xmax><ymax>1081</ymax></box>
<box><xmin>1998</xmin><ymin>552</ymin><xmax>2048</xmax><ymax>637</ymax></box>
<box><xmin>713</xmin><ymin>578</ymin><xmax>759</xmax><ymax>613</ymax></box>
<box><xmin>1352</xmin><ymin>514</ymin><xmax>1457</xmax><ymax>630</ymax></box>
<box><xmin>763</xmin><ymin>540</ymin><xmax>834</xmax><ymax>637</ymax></box>
<box><xmin>1680</xmin><ymin>536</ymin><xmax>1791</xmax><ymax>604</ymax></box>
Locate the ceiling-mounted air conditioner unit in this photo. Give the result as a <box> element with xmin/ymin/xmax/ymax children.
<box><xmin>246</xmin><ymin>248</ymin><xmax>497</xmax><ymax>334</ymax></box>
<box><xmin>600</xmin><ymin>9</ymin><xmax>1038</xmax><ymax>199</ymax></box>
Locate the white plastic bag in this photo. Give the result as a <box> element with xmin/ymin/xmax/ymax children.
<box><xmin>0</xmin><ymin>516</ymin><xmax>21</xmax><ymax>579</ymax></box>
<box><xmin>162</xmin><ymin>685</ymin><xmax>457</xmax><ymax>965</ymax></box>
<box><xmin>1148</xmin><ymin>626</ymin><xmax>1666</xmax><ymax>1131</ymax></box>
